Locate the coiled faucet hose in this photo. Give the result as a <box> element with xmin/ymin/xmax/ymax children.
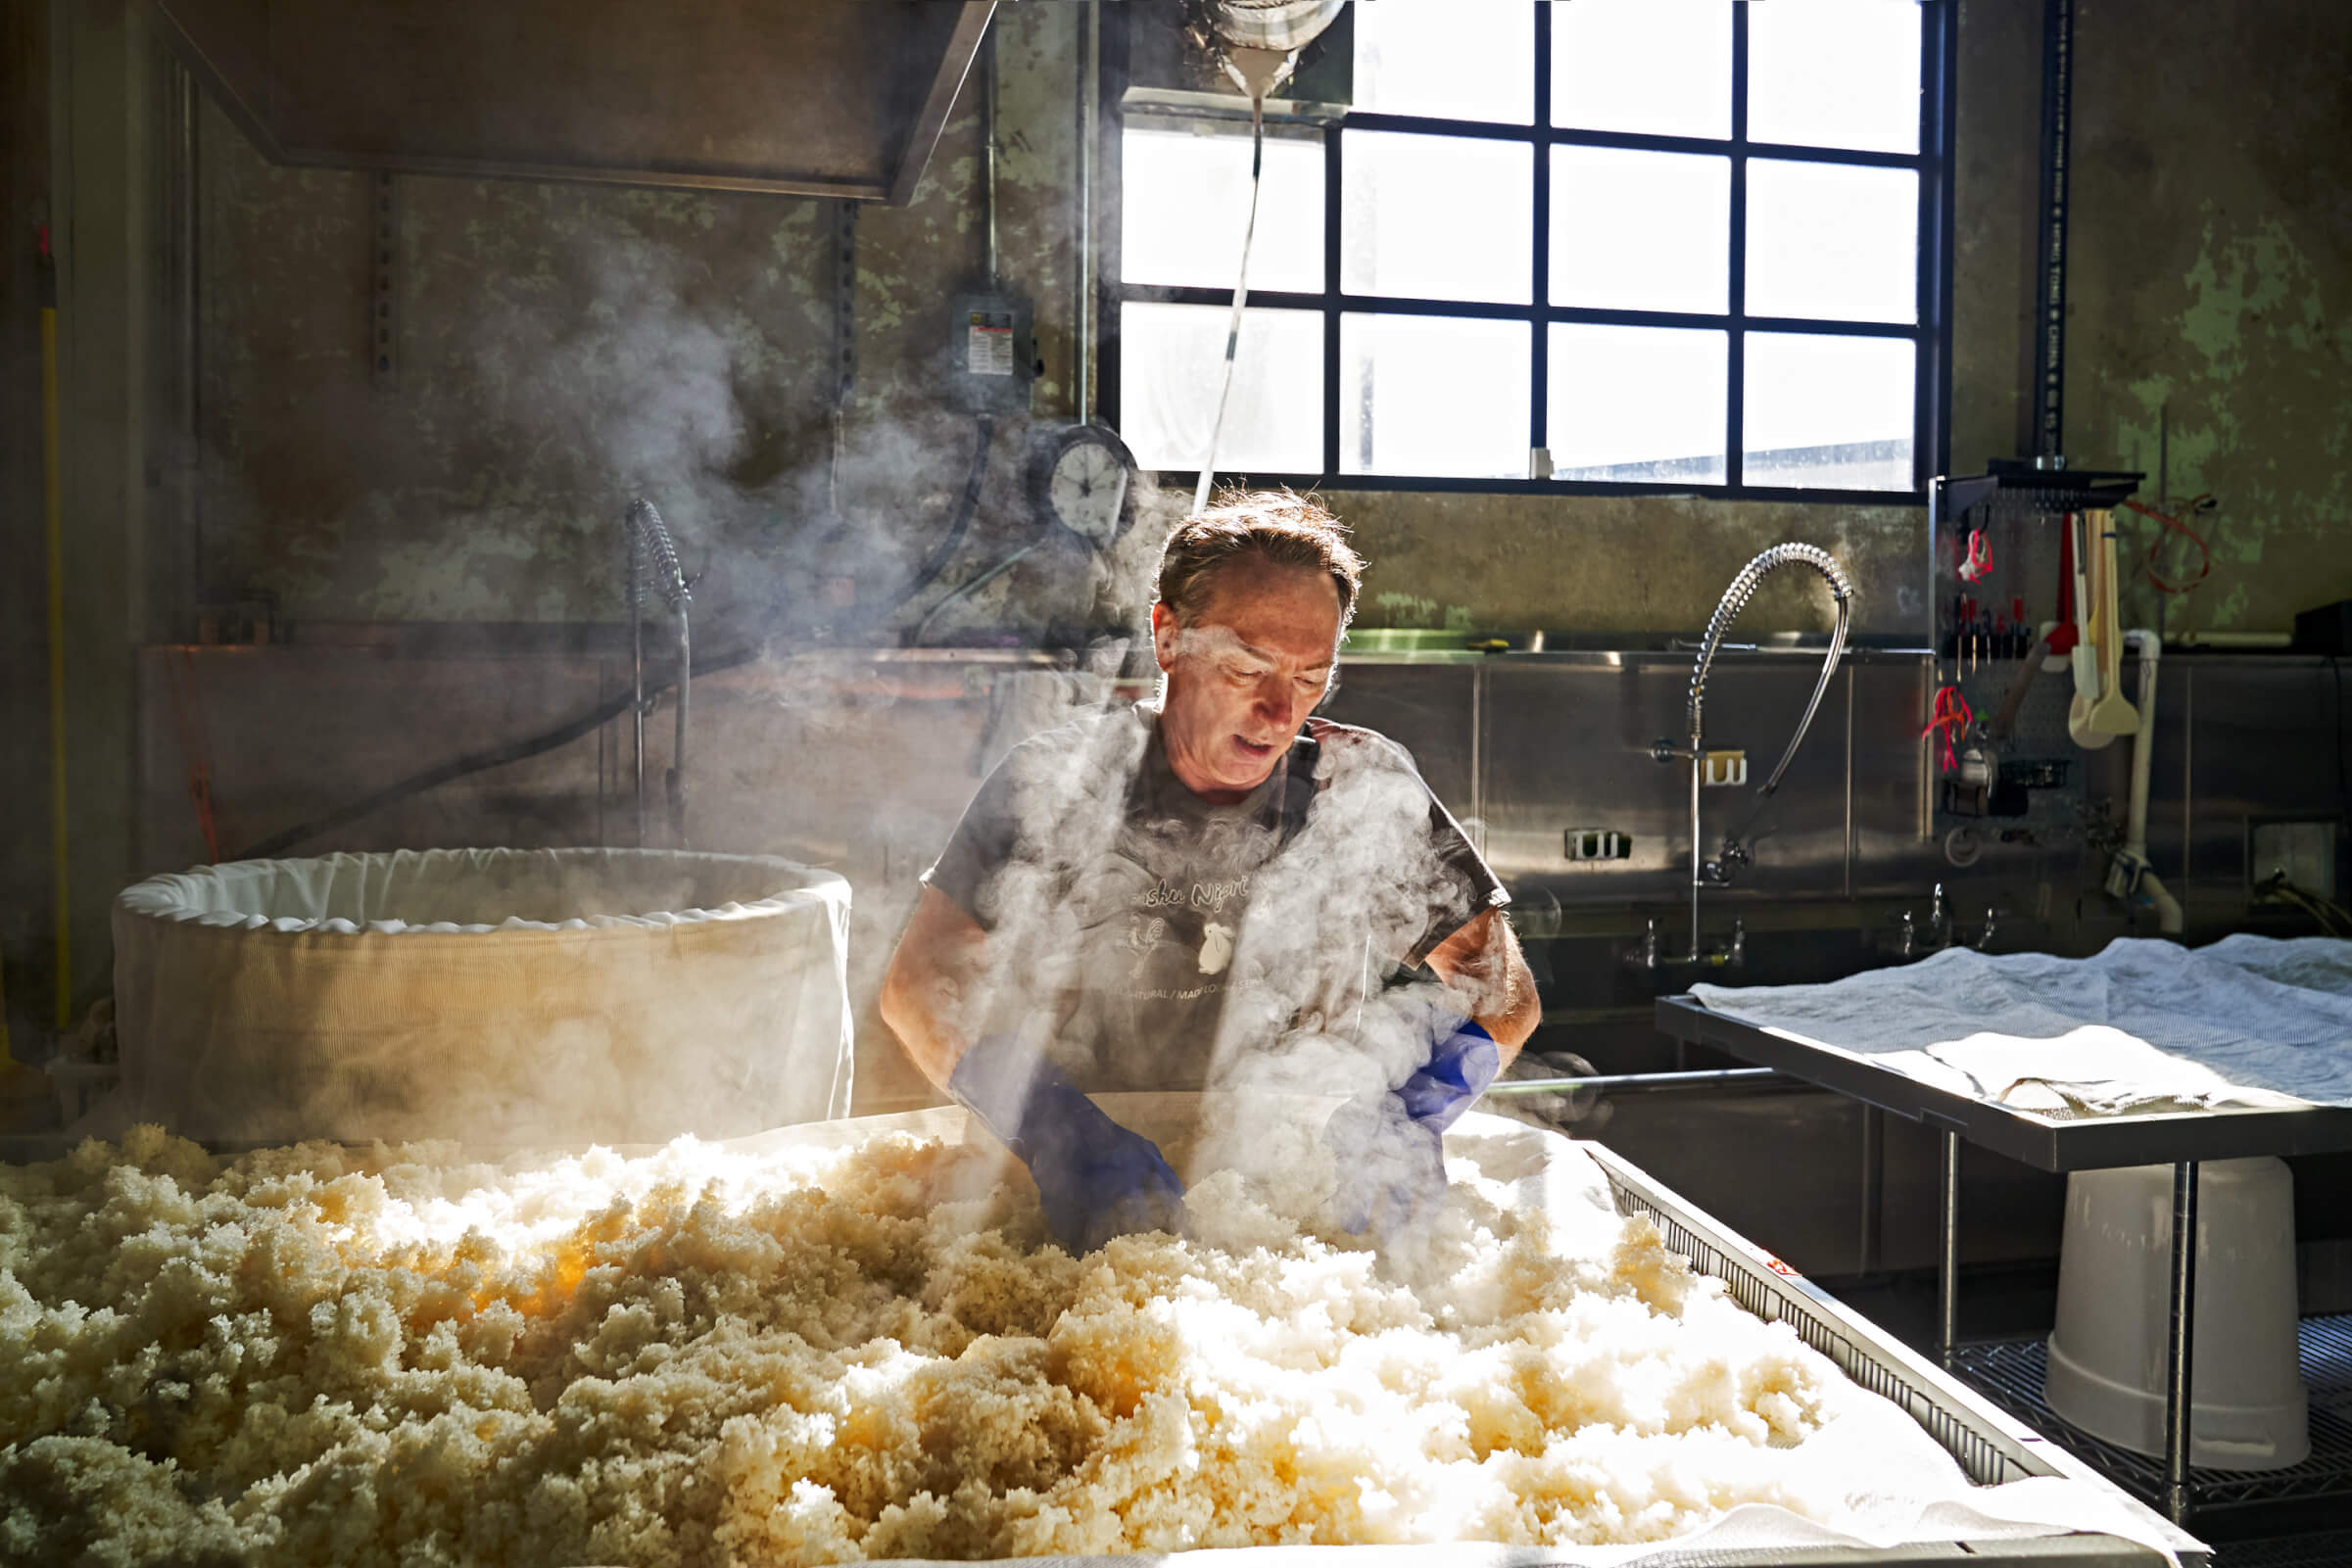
<box><xmin>1688</xmin><ymin>543</ymin><xmax>1853</xmax><ymax>747</ymax></box>
<box><xmin>1689</xmin><ymin>543</ymin><xmax>1854</xmax><ymax>799</ymax></box>
<box><xmin>626</xmin><ymin>498</ymin><xmax>691</xmax><ymax>612</ymax></box>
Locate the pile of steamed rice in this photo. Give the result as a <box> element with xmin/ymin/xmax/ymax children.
<box><xmin>3</xmin><ymin>1121</ymin><xmax>1848</xmax><ymax>1566</ymax></box>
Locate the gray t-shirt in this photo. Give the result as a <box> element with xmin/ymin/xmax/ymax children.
<box><xmin>924</xmin><ymin>703</ymin><xmax>1506</xmax><ymax>1091</ymax></box>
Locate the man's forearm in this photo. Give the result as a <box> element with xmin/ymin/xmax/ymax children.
<box><xmin>1427</xmin><ymin>909</ymin><xmax>1541</xmax><ymax>1068</ymax></box>
<box><xmin>879</xmin><ymin>887</ymin><xmax>996</xmax><ymax>1096</ymax></box>
<box><xmin>1471</xmin><ymin>979</ymin><xmax>1539</xmax><ymax>1067</ymax></box>
<box><xmin>879</xmin><ymin>973</ymin><xmax>967</xmax><ymax>1094</ymax></box>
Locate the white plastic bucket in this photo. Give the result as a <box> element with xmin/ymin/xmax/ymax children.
<box><xmin>2043</xmin><ymin>1157</ymin><xmax>2308</xmax><ymax>1470</ymax></box>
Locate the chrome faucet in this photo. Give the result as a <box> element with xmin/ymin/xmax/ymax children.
<box><xmin>1882</xmin><ymin>886</ymin><xmax>2000</xmax><ymax>959</ymax></box>
<box><xmin>624</xmin><ymin>498</ymin><xmax>692</xmax><ymax>848</ymax></box>
<box><xmin>1628</xmin><ymin>914</ymin><xmax>1745</xmax><ymax>973</ymax></box>
<box><xmin>1655</xmin><ymin>544</ymin><xmax>1855</xmax><ymax>964</ymax></box>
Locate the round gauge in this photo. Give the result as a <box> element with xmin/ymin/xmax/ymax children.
<box><xmin>1036</xmin><ymin>423</ymin><xmax>1137</xmax><ymax>549</ymax></box>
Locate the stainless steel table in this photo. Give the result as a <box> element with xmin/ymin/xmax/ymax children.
<box><xmin>1656</xmin><ymin>993</ymin><xmax>2352</xmax><ymax>1526</ymax></box>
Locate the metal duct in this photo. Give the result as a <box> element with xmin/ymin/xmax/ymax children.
<box><xmin>144</xmin><ymin>0</ymin><xmax>994</xmax><ymax>203</ymax></box>
<box><xmin>1205</xmin><ymin>0</ymin><xmax>1346</xmax><ymax>55</ymax></box>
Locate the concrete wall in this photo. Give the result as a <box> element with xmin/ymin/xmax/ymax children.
<box><xmin>2066</xmin><ymin>0</ymin><xmax>2352</xmax><ymax>635</ymax></box>
<box><xmin>22</xmin><ymin>0</ymin><xmax>156</xmax><ymax>1042</ymax></box>
<box><xmin>1320</xmin><ymin>492</ymin><xmax>1926</xmax><ymax>636</ymax></box>
<box><xmin>0</xmin><ymin>0</ymin><xmax>54</xmax><ymax>1051</ymax></box>
<box><xmin>1946</xmin><ymin>0</ymin><xmax>2352</xmax><ymax>637</ymax></box>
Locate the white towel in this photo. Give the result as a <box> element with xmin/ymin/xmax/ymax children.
<box><xmin>1694</xmin><ymin>936</ymin><xmax>2352</xmax><ymax>1116</ymax></box>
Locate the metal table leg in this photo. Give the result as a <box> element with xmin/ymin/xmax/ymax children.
<box><xmin>2165</xmin><ymin>1160</ymin><xmax>2200</xmax><ymax>1525</ymax></box>
<box><xmin>1859</xmin><ymin>1105</ymin><xmax>1884</xmax><ymax>1276</ymax></box>
<box><xmin>1938</xmin><ymin>1128</ymin><xmax>1960</xmax><ymax>1365</ymax></box>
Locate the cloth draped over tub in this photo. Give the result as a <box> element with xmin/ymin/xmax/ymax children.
<box><xmin>111</xmin><ymin>848</ymin><xmax>854</xmax><ymax>1147</ymax></box>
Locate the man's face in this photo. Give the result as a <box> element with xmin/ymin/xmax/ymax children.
<box><xmin>1151</xmin><ymin>562</ymin><xmax>1342</xmax><ymax>801</ymax></box>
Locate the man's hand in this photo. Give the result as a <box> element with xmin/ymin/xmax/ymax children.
<box><xmin>949</xmin><ymin>1033</ymin><xmax>1186</xmax><ymax>1254</ymax></box>
<box><xmin>1019</xmin><ymin>1084</ymin><xmax>1190</xmax><ymax>1254</ymax></box>
<box><xmin>886</xmin><ymin>893</ymin><xmax>1185</xmax><ymax>1253</ymax></box>
<box><xmin>1324</xmin><ymin>1017</ymin><xmax>1501</xmax><ymax>1241</ymax></box>
<box><xmin>1397</xmin><ymin>1018</ymin><xmax>1502</xmax><ymax>1132</ymax></box>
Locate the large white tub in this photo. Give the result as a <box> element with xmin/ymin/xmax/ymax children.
<box><xmin>112</xmin><ymin>848</ymin><xmax>853</xmax><ymax>1146</ymax></box>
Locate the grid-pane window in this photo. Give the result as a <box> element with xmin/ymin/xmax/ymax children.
<box><xmin>1119</xmin><ymin>304</ymin><xmax>1323</xmax><ymax>474</ymax></box>
<box><xmin>1111</xmin><ymin>0</ymin><xmax>1949</xmax><ymax>501</ymax></box>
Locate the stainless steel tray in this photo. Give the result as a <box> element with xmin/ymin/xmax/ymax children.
<box><xmin>1655</xmin><ymin>995</ymin><xmax>2352</xmax><ymax>1171</ymax></box>
<box><xmin>1583</xmin><ymin>1140</ymin><xmax>2205</xmax><ymax>1566</ymax></box>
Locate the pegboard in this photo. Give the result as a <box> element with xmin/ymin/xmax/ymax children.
<box><xmin>1927</xmin><ymin>465</ymin><xmax>2142</xmax><ymax>861</ymax></box>
<box><xmin>1942</xmin><ymin>655</ymin><xmax>2084</xmax><ymax>846</ymax></box>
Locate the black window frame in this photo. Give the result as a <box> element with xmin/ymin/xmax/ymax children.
<box><xmin>1100</xmin><ymin>1</ymin><xmax>1956</xmax><ymax>506</ymax></box>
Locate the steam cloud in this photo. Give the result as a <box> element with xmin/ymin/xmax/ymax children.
<box><xmin>933</xmin><ymin>675</ymin><xmax>1505</xmax><ymax>1259</ymax></box>
<box><xmin>164</xmin><ymin>170</ymin><xmax>1465</xmax><ymax>1187</ymax></box>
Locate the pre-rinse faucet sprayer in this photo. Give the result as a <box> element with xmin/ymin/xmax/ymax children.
<box><xmin>1650</xmin><ymin>544</ymin><xmax>1855</xmax><ymax>965</ymax></box>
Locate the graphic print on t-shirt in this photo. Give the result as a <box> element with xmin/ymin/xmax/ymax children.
<box><xmin>1062</xmin><ymin>800</ymin><xmax>1285</xmax><ymax>1084</ymax></box>
<box><xmin>922</xmin><ymin>703</ymin><xmax>1508</xmax><ymax>1093</ymax></box>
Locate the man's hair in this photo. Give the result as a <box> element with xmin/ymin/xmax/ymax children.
<box><xmin>1156</xmin><ymin>490</ymin><xmax>1366</xmax><ymax>629</ymax></box>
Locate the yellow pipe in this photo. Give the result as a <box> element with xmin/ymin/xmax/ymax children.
<box><xmin>43</xmin><ymin>303</ymin><xmax>70</xmax><ymax>1037</ymax></box>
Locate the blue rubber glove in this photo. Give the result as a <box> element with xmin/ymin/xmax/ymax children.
<box><xmin>1397</xmin><ymin>1019</ymin><xmax>1501</xmax><ymax>1134</ymax></box>
<box><xmin>949</xmin><ymin>1034</ymin><xmax>1187</xmax><ymax>1255</ymax></box>
<box><xmin>1326</xmin><ymin>1019</ymin><xmax>1499</xmax><ymax>1239</ymax></box>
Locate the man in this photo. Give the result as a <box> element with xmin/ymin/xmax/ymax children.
<box><xmin>880</xmin><ymin>493</ymin><xmax>1539</xmax><ymax>1253</ymax></box>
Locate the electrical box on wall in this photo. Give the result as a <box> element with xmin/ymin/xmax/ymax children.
<box><xmin>948</xmin><ymin>291</ymin><xmax>1034</xmax><ymax>413</ymax></box>
<box><xmin>2251</xmin><ymin>820</ymin><xmax>2337</xmax><ymax>904</ymax></box>
<box><xmin>1563</xmin><ymin>829</ymin><xmax>1632</xmax><ymax>863</ymax></box>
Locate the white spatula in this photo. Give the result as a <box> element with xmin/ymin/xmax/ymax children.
<box><xmin>2066</xmin><ymin>511</ymin><xmax>2112</xmax><ymax>750</ymax></box>
<box><xmin>2087</xmin><ymin>510</ymin><xmax>2141</xmax><ymax>736</ymax></box>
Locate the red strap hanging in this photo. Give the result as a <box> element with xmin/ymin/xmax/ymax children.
<box><xmin>2122</xmin><ymin>495</ymin><xmax>2213</xmax><ymax>594</ymax></box>
<box><xmin>1920</xmin><ymin>685</ymin><xmax>1975</xmax><ymax>774</ymax></box>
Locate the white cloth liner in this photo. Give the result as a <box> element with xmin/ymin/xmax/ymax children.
<box><xmin>718</xmin><ymin>1101</ymin><xmax>2189</xmax><ymax>1567</ymax></box>
<box><xmin>110</xmin><ymin>848</ymin><xmax>855</xmax><ymax>1147</ymax></box>
<box><xmin>115</xmin><ymin>844</ymin><xmax>825</xmax><ymax>933</ymax></box>
<box><xmin>1693</xmin><ymin>935</ymin><xmax>2352</xmax><ymax>1117</ymax></box>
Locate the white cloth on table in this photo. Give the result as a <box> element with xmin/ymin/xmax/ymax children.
<box><xmin>1692</xmin><ymin>935</ymin><xmax>2352</xmax><ymax>1117</ymax></box>
<box><xmin>2205</xmin><ymin>930</ymin><xmax>2352</xmax><ymax>996</ymax></box>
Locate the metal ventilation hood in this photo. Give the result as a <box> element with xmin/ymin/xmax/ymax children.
<box><xmin>146</xmin><ymin>0</ymin><xmax>995</xmax><ymax>203</ymax></box>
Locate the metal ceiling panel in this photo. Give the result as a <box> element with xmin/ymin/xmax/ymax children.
<box><xmin>146</xmin><ymin>0</ymin><xmax>994</xmax><ymax>203</ymax></box>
